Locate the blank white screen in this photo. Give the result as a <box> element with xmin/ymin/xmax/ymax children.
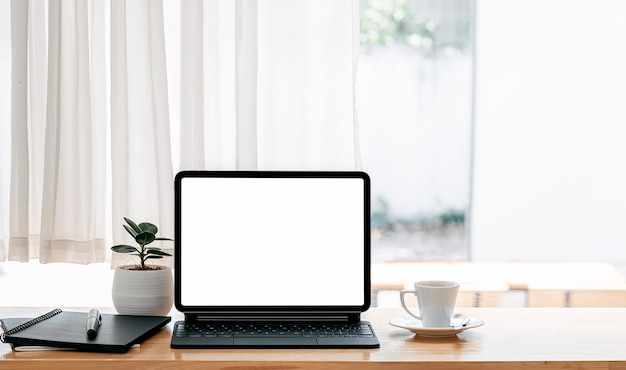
<box><xmin>179</xmin><ymin>176</ymin><xmax>365</xmax><ymax>306</ymax></box>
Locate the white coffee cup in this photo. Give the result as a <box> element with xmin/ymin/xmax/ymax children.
<box><xmin>400</xmin><ymin>280</ymin><xmax>459</xmax><ymax>328</ymax></box>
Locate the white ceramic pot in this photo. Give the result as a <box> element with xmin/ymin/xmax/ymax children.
<box><xmin>112</xmin><ymin>265</ymin><xmax>174</xmax><ymax>316</ymax></box>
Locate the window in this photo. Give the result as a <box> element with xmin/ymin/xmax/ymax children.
<box><xmin>2</xmin><ymin>0</ymin><xmax>626</xmax><ymax>308</ymax></box>
<box><xmin>360</xmin><ymin>0</ymin><xmax>626</xmax><ymax>266</ymax></box>
<box><xmin>358</xmin><ymin>0</ymin><xmax>474</xmax><ymax>262</ymax></box>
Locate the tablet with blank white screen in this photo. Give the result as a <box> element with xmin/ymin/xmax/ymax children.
<box><xmin>175</xmin><ymin>171</ymin><xmax>371</xmax><ymax>311</ymax></box>
<box><xmin>172</xmin><ymin>171</ymin><xmax>378</xmax><ymax>349</ymax></box>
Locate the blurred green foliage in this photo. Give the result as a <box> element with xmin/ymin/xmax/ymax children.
<box><xmin>360</xmin><ymin>0</ymin><xmax>436</xmax><ymax>50</ymax></box>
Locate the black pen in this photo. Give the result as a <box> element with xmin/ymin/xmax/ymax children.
<box><xmin>86</xmin><ymin>309</ymin><xmax>102</xmax><ymax>339</ymax></box>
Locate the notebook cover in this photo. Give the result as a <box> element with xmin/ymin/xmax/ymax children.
<box><xmin>1</xmin><ymin>311</ymin><xmax>171</xmax><ymax>353</ymax></box>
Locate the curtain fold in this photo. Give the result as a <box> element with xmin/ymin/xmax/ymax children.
<box><xmin>110</xmin><ymin>0</ymin><xmax>175</xmax><ymax>267</ymax></box>
<box><xmin>0</xmin><ymin>0</ymin><xmax>360</xmax><ymax>264</ymax></box>
<box><xmin>39</xmin><ymin>0</ymin><xmax>106</xmax><ymax>263</ymax></box>
<box><xmin>0</xmin><ymin>0</ymin><xmax>10</xmax><ymax>261</ymax></box>
<box><xmin>234</xmin><ymin>0</ymin><xmax>258</xmax><ymax>169</ymax></box>
<box><xmin>179</xmin><ymin>0</ymin><xmax>205</xmax><ymax>170</ymax></box>
<box><xmin>8</xmin><ymin>0</ymin><xmax>30</xmax><ymax>261</ymax></box>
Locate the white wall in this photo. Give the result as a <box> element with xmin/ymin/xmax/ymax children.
<box><xmin>472</xmin><ymin>0</ymin><xmax>626</xmax><ymax>261</ymax></box>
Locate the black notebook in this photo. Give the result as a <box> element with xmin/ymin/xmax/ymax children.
<box><xmin>1</xmin><ymin>309</ymin><xmax>171</xmax><ymax>353</ymax></box>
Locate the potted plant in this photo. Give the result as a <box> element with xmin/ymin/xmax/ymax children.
<box><xmin>111</xmin><ymin>217</ymin><xmax>174</xmax><ymax>316</ymax></box>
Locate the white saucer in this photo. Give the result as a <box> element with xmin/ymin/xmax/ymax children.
<box><xmin>389</xmin><ymin>315</ymin><xmax>484</xmax><ymax>338</ymax></box>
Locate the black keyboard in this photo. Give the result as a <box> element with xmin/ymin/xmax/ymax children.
<box><xmin>176</xmin><ymin>322</ymin><xmax>374</xmax><ymax>338</ymax></box>
<box><xmin>171</xmin><ymin>321</ymin><xmax>379</xmax><ymax>348</ymax></box>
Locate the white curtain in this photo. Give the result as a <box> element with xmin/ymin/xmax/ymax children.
<box><xmin>110</xmin><ymin>0</ymin><xmax>176</xmax><ymax>267</ymax></box>
<box><xmin>0</xmin><ymin>0</ymin><xmax>360</xmax><ymax>264</ymax></box>
<box><xmin>39</xmin><ymin>0</ymin><xmax>108</xmax><ymax>263</ymax></box>
<box><xmin>4</xmin><ymin>0</ymin><xmax>107</xmax><ymax>263</ymax></box>
<box><xmin>179</xmin><ymin>0</ymin><xmax>361</xmax><ymax>170</ymax></box>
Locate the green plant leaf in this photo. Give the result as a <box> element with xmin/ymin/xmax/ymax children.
<box><xmin>111</xmin><ymin>245</ymin><xmax>139</xmax><ymax>253</ymax></box>
<box><xmin>124</xmin><ymin>217</ymin><xmax>142</xmax><ymax>234</ymax></box>
<box><xmin>146</xmin><ymin>249</ymin><xmax>172</xmax><ymax>257</ymax></box>
<box><xmin>135</xmin><ymin>231</ymin><xmax>156</xmax><ymax>245</ymax></box>
<box><xmin>145</xmin><ymin>255</ymin><xmax>164</xmax><ymax>260</ymax></box>
<box><xmin>139</xmin><ymin>222</ymin><xmax>158</xmax><ymax>235</ymax></box>
<box><xmin>155</xmin><ymin>237</ymin><xmax>174</xmax><ymax>241</ymax></box>
<box><xmin>123</xmin><ymin>224</ymin><xmax>138</xmax><ymax>238</ymax></box>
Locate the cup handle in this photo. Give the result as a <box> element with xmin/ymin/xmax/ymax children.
<box><xmin>400</xmin><ymin>289</ymin><xmax>422</xmax><ymax>320</ymax></box>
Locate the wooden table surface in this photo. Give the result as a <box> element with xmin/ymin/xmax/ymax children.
<box><xmin>2</xmin><ymin>306</ymin><xmax>626</xmax><ymax>369</ymax></box>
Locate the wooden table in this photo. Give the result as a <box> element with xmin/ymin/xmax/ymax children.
<box><xmin>2</xmin><ymin>307</ymin><xmax>626</xmax><ymax>369</ymax></box>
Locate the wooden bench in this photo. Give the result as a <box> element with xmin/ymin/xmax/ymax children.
<box><xmin>528</xmin><ymin>289</ymin><xmax>626</xmax><ymax>307</ymax></box>
<box><xmin>371</xmin><ymin>261</ymin><xmax>626</xmax><ymax>308</ymax></box>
